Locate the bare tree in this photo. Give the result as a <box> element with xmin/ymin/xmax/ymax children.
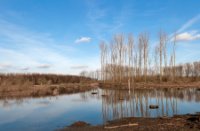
<box><xmin>158</xmin><ymin>32</ymin><xmax>163</xmax><ymax>82</ymax></box>
<box><xmin>127</xmin><ymin>34</ymin><xmax>134</xmax><ymax>85</ymax></box>
<box><xmin>98</xmin><ymin>31</ymin><xmax>199</xmax><ymax>86</ymax></box>
<box><xmin>141</xmin><ymin>33</ymin><xmax>149</xmax><ymax>82</ymax></box>
<box><xmin>184</xmin><ymin>63</ymin><xmax>192</xmax><ymax>78</ymax></box>
<box><xmin>154</xmin><ymin>45</ymin><xmax>159</xmax><ymax>77</ymax></box>
<box><xmin>172</xmin><ymin>33</ymin><xmax>177</xmax><ymax>81</ymax></box>
<box><xmin>100</xmin><ymin>41</ymin><xmax>107</xmax><ymax>82</ymax></box>
<box><xmin>138</xmin><ymin>35</ymin><xmax>144</xmax><ymax>79</ymax></box>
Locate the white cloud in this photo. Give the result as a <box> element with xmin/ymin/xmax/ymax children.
<box><xmin>75</xmin><ymin>37</ymin><xmax>91</xmax><ymax>43</ymax></box>
<box><xmin>176</xmin><ymin>31</ymin><xmax>200</xmax><ymax>41</ymax></box>
<box><xmin>75</xmin><ymin>37</ymin><xmax>92</xmax><ymax>43</ymax></box>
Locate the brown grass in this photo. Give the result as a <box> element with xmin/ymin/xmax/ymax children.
<box><xmin>0</xmin><ymin>73</ymin><xmax>98</xmax><ymax>98</ymax></box>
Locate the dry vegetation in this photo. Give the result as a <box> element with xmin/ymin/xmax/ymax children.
<box><xmin>98</xmin><ymin>32</ymin><xmax>200</xmax><ymax>88</ymax></box>
<box><xmin>62</xmin><ymin>114</ymin><xmax>200</xmax><ymax>131</ymax></box>
<box><xmin>0</xmin><ymin>73</ymin><xmax>97</xmax><ymax>98</ymax></box>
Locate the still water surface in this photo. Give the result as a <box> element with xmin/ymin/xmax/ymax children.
<box><xmin>0</xmin><ymin>88</ymin><xmax>200</xmax><ymax>131</ymax></box>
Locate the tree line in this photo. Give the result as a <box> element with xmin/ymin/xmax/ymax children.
<box><xmin>97</xmin><ymin>32</ymin><xmax>200</xmax><ymax>84</ymax></box>
<box><xmin>0</xmin><ymin>73</ymin><xmax>92</xmax><ymax>86</ymax></box>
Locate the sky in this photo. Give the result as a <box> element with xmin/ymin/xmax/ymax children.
<box><xmin>0</xmin><ymin>0</ymin><xmax>200</xmax><ymax>75</ymax></box>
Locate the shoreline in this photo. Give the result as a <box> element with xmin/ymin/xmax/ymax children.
<box><xmin>0</xmin><ymin>81</ymin><xmax>200</xmax><ymax>99</ymax></box>
<box><xmin>0</xmin><ymin>82</ymin><xmax>99</xmax><ymax>99</ymax></box>
<box><xmin>99</xmin><ymin>81</ymin><xmax>200</xmax><ymax>89</ymax></box>
<box><xmin>61</xmin><ymin>113</ymin><xmax>200</xmax><ymax>131</ymax></box>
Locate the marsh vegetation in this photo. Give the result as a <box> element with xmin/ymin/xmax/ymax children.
<box><xmin>0</xmin><ymin>74</ymin><xmax>97</xmax><ymax>98</ymax></box>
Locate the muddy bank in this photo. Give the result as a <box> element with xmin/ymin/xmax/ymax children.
<box><xmin>61</xmin><ymin>113</ymin><xmax>200</xmax><ymax>131</ymax></box>
<box><xmin>0</xmin><ymin>82</ymin><xmax>99</xmax><ymax>99</ymax></box>
<box><xmin>99</xmin><ymin>81</ymin><xmax>200</xmax><ymax>90</ymax></box>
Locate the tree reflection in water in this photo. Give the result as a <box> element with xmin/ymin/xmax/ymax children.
<box><xmin>101</xmin><ymin>88</ymin><xmax>200</xmax><ymax>124</ymax></box>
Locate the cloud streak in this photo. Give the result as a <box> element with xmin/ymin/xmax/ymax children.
<box><xmin>177</xmin><ymin>14</ymin><xmax>200</xmax><ymax>33</ymax></box>
<box><xmin>20</xmin><ymin>67</ymin><xmax>29</xmax><ymax>71</ymax></box>
<box><xmin>0</xmin><ymin>19</ymin><xmax>82</xmax><ymax>74</ymax></box>
<box><xmin>0</xmin><ymin>63</ymin><xmax>12</xmax><ymax>69</ymax></box>
<box><xmin>37</xmin><ymin>64</ymin><xmax>51</xmax><ymax>69</ymax></box>
<box><xmin>70</xmin><ymin>65</ymin><xmax>88</xmax><ymax>70</ymax></box>
<box><xmin>86</xmin><ymin>1</ymin><xmax>132</xmax><ymax>41</ymax></box>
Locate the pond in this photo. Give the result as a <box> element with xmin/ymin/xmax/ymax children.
<box><xmin>0</xmin><ymin>88</ymin><xmax>200</xmax><ymax>131</ymax></box>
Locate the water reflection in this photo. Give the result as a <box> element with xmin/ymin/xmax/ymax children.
<box><xmin>0</xmin><ymin>88</ymin><xmax>199</xmax><ymax>131</ymax></box>
<box><xmin>101</xmin><ymin>88</ymin><xmax>200</xmax><ymax>124</ymax></box>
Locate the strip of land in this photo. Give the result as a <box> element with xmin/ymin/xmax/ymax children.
<box><xmin>99</xmin><ymin>81</ymin><xmax>200</xmax><ymax>89</ymax></box>
<box><xmin>61</xmin><ymin>113</ymin><xmax>200</xmax><ymax>131</ymax></box>
<box><xmin>0</xmin><ymin>74</ymin><xmax>98</xmax><ymax>99</ymax></box>
<box><xmin>1</xmin><ymin>74</ymin><xmax>200</xmax><ymax>98</ymax></box>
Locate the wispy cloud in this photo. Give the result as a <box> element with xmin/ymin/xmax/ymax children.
<box><xmin>37</xmin><ymin>64</ymin><xmax>51</xmax><ymax>69</ymax></box>
<box><xmin>176</xmin><ymin>31</ymin><xmax>200</xmax><ymax>41</ymax></box>
<box><xmin>0</xmin><ymin>63</ymin><xmax>12</xmax><ymax>70</ymax></box>
<box><xmin>20</xmin><ymin>67</ymin><xmax>29</xmax><ymax>71</ymax></box>
<box><xmin>0</xmin><ymin>19</ymin><xmax>82</xmax><ymax>74</ymax></box>
<box><xmin>169</xmin><ymin>14</ymin><xmax>200</xmax><ymax>41</ymax></box>
<box><xmin>70</xmin><ymin>65</ymin><xmax>88</xmax><ymax>70</ymax></box>
<box><xmin>75</xmin><ymin>37</ymin><xmax>91</xmax><ymax>43</ymax></box>
<box><xmin>177</xmin><ymin>14</ymin><xmax>200</xmax><ymax>33</ymax></box>
<box><xmin>0</xmin><ymin>18</ymin><xmax>100</xmax><ymax>74</ymax></box>
<box><xmin>172</xmin><ymin>15</ymin><xmax>200</xmax><ymax>63</ymax></box>
<box><xmin>86</xmin><ymin>1</ymin><xmax>132</xmax><ymax>41</ymax></box>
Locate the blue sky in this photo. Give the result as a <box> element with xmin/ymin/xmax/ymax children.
<box><xmin>0</xmin><ymin>0</ymin><xmax>200</xmax><ymax>74</ymax></box>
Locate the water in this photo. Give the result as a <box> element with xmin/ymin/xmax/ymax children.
<box><xmin>0</xmin><ymin>88</ymin><xmax>200</xmax><ymax>131</ymax></box>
